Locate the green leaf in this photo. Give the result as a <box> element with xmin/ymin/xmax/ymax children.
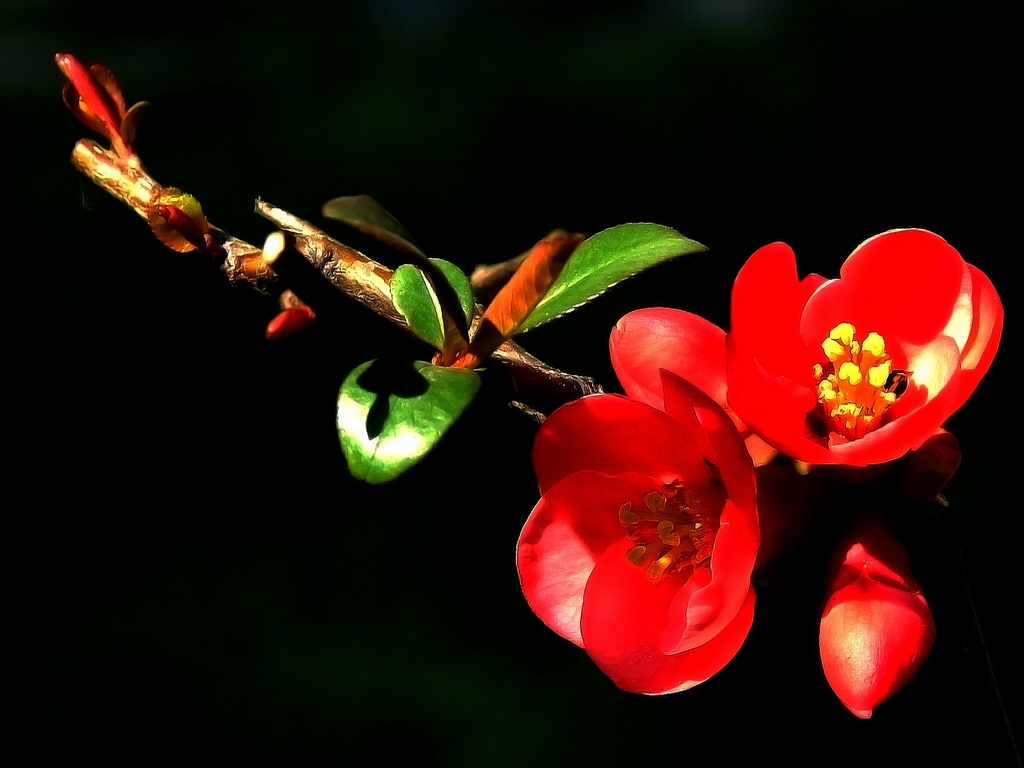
<box><xmin>430</xmin><ymin>258</ymin><xmax>476</xmax><ymax>326</ymax></box>
<box><xmin>392</xmin><ymin>264</ymin><xmax>445</xmax><ymax>351</ymax></box>
<box><xmin>322</xmin><ymin>194</ymin><xmax>426</xmax><ymax>260</ymax></box>
<box><xmin>337</xmin><ymin>359</ymin><xmax>481</xmax><ymax>484</ymax></box>
<box><xmin>516</xmin><ymin>223</ymin><xmax>707</xmax><ymax>333</ymax></box>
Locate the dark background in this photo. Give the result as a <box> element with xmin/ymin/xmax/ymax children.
<box><xmin>8</xmin><ymin>0</ymin><xmax>1020</xmax><ymax>764</ymax></box>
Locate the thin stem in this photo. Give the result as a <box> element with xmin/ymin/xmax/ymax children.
<box><xmin>958</xmin><ymin>547</ymin><xmax>1021</xmax><ymax>767</ymax></box>
<box><xmin>68</xmin><ymin>139</ymin><xmax>602</xmax><ymax>411</ymax></box>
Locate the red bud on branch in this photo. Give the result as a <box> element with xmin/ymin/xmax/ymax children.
<box><xmin>819</xmin><ymin>512</ymin><xmax>935</xmax><ymax>718</ymax></box>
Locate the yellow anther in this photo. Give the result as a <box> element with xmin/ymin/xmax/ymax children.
<box><xmin>619</xmin><ymin>484</ymin><xmax>717</xmax><ymax>583</ymax></box>
<box><xmin>822</xmin><ymin>338</ymin><xmax>845</xmax><ymax>362</ymax></box>
<box><xmin>867</xmin><ymin>360</ymin><xmax>891</xmax><ymax>388</ymax></box>
<box><xmin>646</xmin><ymin>560</ymin><xmax>667</xmax><ymax>582</ymax></box>
<box><xmin>618</xmin><ymin>502</ymin><xmax>639</xmax><ymax>526</ymax></box>
<box><xmin>812</xmin><ymin>323</ymin><xmax>909</xmax><ymax>441</ymax></box>
<box><xmin>644</xmin><ymin>492</ymin><xmax>666</xmax><ymax>513</ymax></box>
<box><xmin>831</xmin><ymin>323</ymin><xmax>855</xmax><ymax>345</ymax></box>
<box><xmin>862</xmin><ymin>332</ymin><xmax>886</xmax><ymax>357</ymax></box>
<box><xmin>837</xmin><ymin>361</ymin><xmax>863</xmax><ymax>385</ymax></box>
<box><xmin>626</xmin><ymin>546</ymin><xmax>647</xmax><ymax>565</ymax></box>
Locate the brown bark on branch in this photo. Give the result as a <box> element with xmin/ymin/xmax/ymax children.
<box><xmin>69</xmin><ymin>139</ymin><xmax>603</xmax><ymax>411</ymax></box>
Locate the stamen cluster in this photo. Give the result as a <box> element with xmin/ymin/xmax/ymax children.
<box><xmin>618</xmin><ymin>485</ymin><xmax>716</xmax><ymax>583</ymax></box>
<box><xmin>813</xmin><ymin>323</ymin><xmax>900</xmax><ymax>440</ymax></box>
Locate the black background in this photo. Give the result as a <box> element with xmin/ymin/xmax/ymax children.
<box><xmin>8</xmin><ymin>0</ymin><xmax>1020</xmax><ymax>764</ymax></box>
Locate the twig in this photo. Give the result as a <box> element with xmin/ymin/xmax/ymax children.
<box><xmin>470</xmin><ymin>252</ymin><xmax>529</xmax><ymax>304</ymax></box>
<box><xmin>69</xmin><ymin>139</ymin><xmax>603</xmax><ymax>409</ymax></box>
<box><xmin>958</xmin><ymin>547</ymin><xmax>1022</xmax><ymax>767</ymax></box>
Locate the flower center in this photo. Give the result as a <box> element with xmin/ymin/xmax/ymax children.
<box><xmin>812</xmin><ymin>322</ymin><xmax>908</xmax><ymax>440</ymax></box>
<box><xmin>617</xmin><ymin>481</ymin><xmax>718</xmax><ymax>584</ymax></box>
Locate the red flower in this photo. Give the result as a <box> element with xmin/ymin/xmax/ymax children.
<box><xmin>516</xmin><ymin>371</ymin><xmax>759</xmax><ymax>694</ymax></box>
<box><xmin>726</xmin><ymin>229</ymin><xmax>1001</xmax><ymax>466</ymax></box>
<box><xmin>611</xmin><ymin>230</ymin><xmax>1001</xmax><ymax>467</ymax></box>
<box><xmin>819</xmin><ymin>512</ymin><xmax>935</xmax><ymax>718</ymax></box>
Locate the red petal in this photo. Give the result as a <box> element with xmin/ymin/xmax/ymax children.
<box><xmin>821</xmin><ymin>229</ymin><xmax>966</xmax><ymax>346</ymax></box>
<box><xmin>610</xmin><ymin>309</ymin><xmax>728</xmax><ymax>410</ymax></box>
<box><xmin>824</xmin><ymin>335</ymin><xmax>961</xmax><ymax>465</ymax></box>
<box><xmin>826</xmin><ymin>517</ymin><xmax>916</xmax><ymax>593</ymax></box>
<box><xmin>532</xmin><ymin>394</ymin><xmax>711</xmax><ymax>494</ymax></box>
<box><xmin>662</xmin><ymin>499</ymin><xmax>757</xmax><ymax>654</ymax></box>
<box><xmin>726</xmin><ymin>243</ymin><xmax>832</xmax><ymax>462</ymax></box>
<box><xmin>611</xmin><ymin>310</ymin><xmax>776</xmax><ymax>466</ymax></box>
<box><xmin>517</xmin><ymin>471</ymin><xmax>686</xmax><ymax>648</ymax></box>
<box><xmin>730</xmin><ymin>242</ymin><xmax>826</xmax><ymax>380</ymax></box>
<box><xmin>660</xmin><ymin>371</ymin><xmax>756</xmax><ymax>514</ymax></box>
<box><xmin>726</xmin><ymin>334</ymin><xmax>832</xmax><ymax>463</ymax></box>
<box><xmin>655</xmin><ymin>585</ymin><xmax>756</xmax><ymax>695</ymax></box>
<box><xmin>953</xmin><ymin>264</ymin><xmax>1003</xmax><ymax>411</ymax></box>
<box><xmin>581</xmin><ymin>545</ymin><xmax>756</xmax><ymax>695</ymax></box>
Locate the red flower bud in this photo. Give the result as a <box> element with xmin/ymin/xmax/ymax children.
<box><xmin>819</xmin><ymin>512</ymin><xmax>934</xmax><ymax>718</ymax></box>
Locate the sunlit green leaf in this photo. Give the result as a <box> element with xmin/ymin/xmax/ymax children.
<box><xmin>392</xmin><ymin>264</ymin><xmax>445</xmax><ymax>351</ymax></box>
<box><xmin>337</xmin><ymin>359</ymin><xmax>481</xmax><ymax>484</ymax></box>
<box><xmin>430</xmin><ymin>258</ymin><xmax>476</xmax><ymax>326</ymax></box>
<box><xmin>516</xmin><ymin>223</ymin><xmax>706</xmax><ymax>333</ymax></box>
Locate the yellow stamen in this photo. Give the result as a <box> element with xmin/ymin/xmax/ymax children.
<box><xmin>812</xmin><ymin>323</ymin><xmax>909</xmax><ymax>440</ymax></box>
<box><xmin>617</xmin><ymin>482</ymin><xmax>719</xmax><ymax>584</ymax></box>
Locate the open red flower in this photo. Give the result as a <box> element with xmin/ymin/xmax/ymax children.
<box><xmin>726</xmin><ymin>229</ymin><xmax>1001</xmax><ymax>466</ymax></box>
<box><xmin>819</xmin><ymin>512</ymin><xmax>935</xmax><ymax>718</ymax></box>
<box><xmin>516</xmin><ymin>370</ymin><xmax>759</xmax><ymax>694</ymax></box>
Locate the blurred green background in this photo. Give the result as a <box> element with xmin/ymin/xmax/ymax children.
<box><xmin>7</xmin><ymin>0</ymin><xmax>1020</xmax><ymax>763</ymax></box>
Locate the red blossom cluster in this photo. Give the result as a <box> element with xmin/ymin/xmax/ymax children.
<box><xmin>517</xmin><ymin>230</ymin><xmax>1001</xmax><ymax>715</ymax></box>
<box><xmin>55</xmin><ymin>51</ymin><xmax>1004</xmax><ymax>719</ymax></box>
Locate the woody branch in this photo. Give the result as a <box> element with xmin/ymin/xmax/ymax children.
<box><xmin>69</xmin><ymin>139</ymin><xmax>602</xmax><ymax>411</ymax></box>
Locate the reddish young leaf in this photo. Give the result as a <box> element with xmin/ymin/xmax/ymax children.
<box><xmin>459</xmin><ymin>230</ymin><xmax>583</xmax><ymax>368</ymax></box>
<box><xmin>55</xmin><ymin>53</ymin><xmax>131</xmax><ymax>157</ymax></box>
<box><xmin>151</xmin><ymin>205</ymin><xmax>209</xmax><ymax>252</ymax></box>
<box><xmin>266</xmin><ymin>305</ymin><xmax>316</xmax><ymax>340</ymax></box>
